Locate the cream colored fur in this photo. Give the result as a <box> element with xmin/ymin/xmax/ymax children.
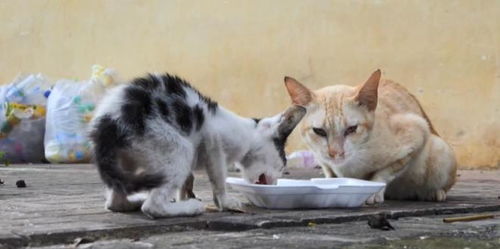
<box><xmin>284</xmin><ymin>70</ymin><xmax>457</xmax><ymax>203</ymax></box>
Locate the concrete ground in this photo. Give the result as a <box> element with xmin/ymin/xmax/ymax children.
<box><xmin>0</xmin><ymin>164</ymin><xmax>499</xmax><ymax>249</ymax></box>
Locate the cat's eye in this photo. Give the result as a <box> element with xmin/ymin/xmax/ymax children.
<box><xmin>312</xmin><ymin>128</ymin><xmax>327</xmax><ymax>137</ymax></box>
<box><xmin>344</xmin><ymin>125</ymin><xmax>358</xmax><ymax>136</ymax></box>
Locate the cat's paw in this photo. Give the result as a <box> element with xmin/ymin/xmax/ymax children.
<box><xmin>375</xmin><ymin>191</ymin><xmax>385</xmax><ymax>203</ymax></box>
<box><xmin>435</xmin><ymin>190</ymin><xmax>447</xmax><ymax>202</ymax></box>
<box><xmin>216</xmin><ymin>196</ymin><xmax>243</xmax><ymax>211</ymax></box>
<box><xmin>185</xmin><ymin>198</ymin><xmax>206</xmax><ymax>215</ymax></box>
<box><xmin>141</xmin><ymin>199</ymin><xmax>205</xmax><ymax>219</ymax></box>
<box><xmin>141</xmin><ymin>203</ymin><xmax>162</xmax><ymax>219</ymax></box>
<box><xmin>366</xmin><ymin>191</ymin><xmax>385</xmax><ymax>205</ymax></box>
<box><xmin>105</xmin><ymin>197</ymin><xmax>142</xmax><ymax>212</ymax></box>
<box><xmin>365</xmin><ymin>195</ymin><xmax>376</xmax><ymax>205</ymax></box>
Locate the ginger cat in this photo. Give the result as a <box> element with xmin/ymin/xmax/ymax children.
<box><xmin>284</xmin><ymin>70</ymin><xmax>457</xmax><ymax>203</ymax></box>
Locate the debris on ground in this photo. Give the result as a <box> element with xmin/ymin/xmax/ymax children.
<box><xmin>443</xmin><ymin>214</ymin><xmax>495</xmax><ymax>223</ymax></box>
<box><xmin>73</xmin><ymin>237</ymin><xmax>94</xmax><ymax>247</ymax></box>
<box><xmin>204</xmin><ymin>205</ymin><xmax>219</xmax><ymax>213</ymax></box>
<box><xmin>367</xmin><ymin>214</ymin><xmax>395</xmax><ymax>230</ymax></box>
<box><xmin>16</xmin><ymin>179</ymin><xmax>27</xmax><ymax>188</ymax></box>
<box><xmin>0</xmin><ymin>66</ymin><xmax>117</xmax><ymax>164</ymax></box>
<box><xmin>45</xmin><ymin>65</ymin><xmax>117</xmax><ymax>163</ymax></box>
<box><xmin>205</xmin><ymin>204</ymin><xmax>246</xmax><ymax>213</ymax></box>
<box><xmin>0</xmin><ymin>74</ymin><xmax>51</xmax><ymax>164</ymax></box>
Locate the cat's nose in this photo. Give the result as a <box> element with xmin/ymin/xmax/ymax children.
<box><xmin>328</xmin><ymin>148</ymin><xmax>344</xmax><ymax>158</ymax></box>
<box><xmin>328</xmin><ymin>149</ymin><xmax>336</xmax><ymax>158</ymax></box>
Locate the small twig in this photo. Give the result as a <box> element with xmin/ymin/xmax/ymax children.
<box><xmin>443</xmin><ymin>214</ymin><xmax>495</xmax><ymax>223</ymax></box>
<box><xmin>205</xmin><ymin>205</ymin><xmax>220</xmax><ymax>213</ymax></box>
<box><xmin>73</xmin><ymin>237</ymin><xmax>94</xmax><ymax>247</ymax></box>
<box><xmin>205</xmin><ymin>204</ymin><xmax>246</xmax><ymax>213</ymax></box>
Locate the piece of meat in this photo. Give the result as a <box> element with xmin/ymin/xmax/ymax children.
<box><xmin>255</xmin><ymin>174</ymin><xmax>267</xmax><ymax>185</ymax></box>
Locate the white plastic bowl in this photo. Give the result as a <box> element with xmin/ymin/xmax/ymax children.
<box><xmin>226</xmin><ymin>177</ymin><xmax>386</xmax><ymax>209</ymax></box>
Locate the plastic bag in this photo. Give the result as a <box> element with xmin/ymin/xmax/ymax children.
<box><xmin>44</xmin><ymin>65</ymin><xmax>116</xmax><ymax>163</ymax></box>
<box><xmin>286</xmin><ymin>150</ymin><xmax>318</xmax><ymax>168</ymax></box>
<box><xmin>0</xmin><ymin>74</ymin><xmax>51</xmax><ymax>163</ymax></box>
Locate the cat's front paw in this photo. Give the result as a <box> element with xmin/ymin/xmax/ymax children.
<box><xmin>366</xmin><ymin>190</ymin><xmax>385</xmax><ymax>205</ymax></box>
<box><xmin>216</xmin><ymin>195</ymin><xmax>242</xmax><ymax>211</ymax></box>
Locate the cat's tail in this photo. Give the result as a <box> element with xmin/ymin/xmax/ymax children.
<box><xmin>89</xmin><ymin>115</ymin><xmax>164</xmax><ymax>193</ymax></box>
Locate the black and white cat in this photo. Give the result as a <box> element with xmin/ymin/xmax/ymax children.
<box><xmin>89</xmin><ymin>73</ymin><xmax>305</xmax><ymax>218</ymax></box>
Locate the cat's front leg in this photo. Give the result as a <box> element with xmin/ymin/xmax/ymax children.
<box><xmin>206</xmin><ymin>162</ymin><xmax>242</xmax><ymax>211</ymax></box>
<box><xmin>366</xmin><ymin>155</ymin><xmax>413</xmax><ymax>204</ymax></box>
<box><xmin>205</xmin><ymin>142</ymin><xmax>242</xmax><ymax>211</ymax></box>
<box><xmin>320</xmin><ymin>163</ymin><xmax>337</xmax><ymax>178</ymax></box>
<box><xmin>213</xmin><ymin>192</ymin><xmax>242</xmax><ymax>211</ymax></box>
<box><xmin>366</xmin><ymin>187</ymin><xmax>386</xmax><ymax>205</ymax></box>
<box><xmin>177</xmin><ymin>173</ymin><xmax>197</xmax><ymax>201</ymax></box>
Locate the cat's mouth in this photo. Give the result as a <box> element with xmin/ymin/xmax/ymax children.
<box><xmin>255</xmin><ymin>173</ymin><xmax>269</xmax><ymax>185</ymax></box>
<box><xmin>330</xmin><ymin>156</ymin><xmax>346</xmax><ymax>163</ymax></box>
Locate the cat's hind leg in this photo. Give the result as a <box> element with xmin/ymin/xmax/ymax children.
<box><xmin>141</xmin><ymin>182</ymin><xmax>204</xmax><ymax>219</ymax></box>
<box><xmin>141</xmin><ymin>169</ymin><xmax>205</xmax><ymax>218</ymax></box>
<box><xmin>371</xmin><ymin>113</ymin><xmax>432</xmax><ymax>204</ymax></box>
<box><xmin>177</xmin><ymin>173</ymin><xmax>196</xmax><ymax>201</ymax></box>
<box><xmin>417</xmin><ymin>135</ymin><xmax>457</xmax><ymax>202</ymax></box>
<box><xmin>435</xmin><ymin>189</ymin><xmax>447</xmax><ymax>202</ymax></box>
<box><xmin>105</xmin><ymin>188</ymin><xmax>143</xmax><ymax>212</ymax></box>
<box><xmin>140</xmin><ymin>140</ymin><xmax>204</xmax><ymax>219</ymax></box>
<box><xmin>389</xmin><ymin>113</ymin><xmax>431</xmax><ymax>162</ymax></box>
<box><xmin>385</xmin><ymin>135</ymin><xmax>456</xmax><ymax>202</ymax></box>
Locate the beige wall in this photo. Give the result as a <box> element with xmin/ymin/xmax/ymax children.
<box><xmin>1</xmin><ymin>0</ymin><xmax>498</xmax><ymax>168</ymax></box>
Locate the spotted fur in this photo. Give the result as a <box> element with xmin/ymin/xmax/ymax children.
<box><xmin>90</xmin><ymin>73</ymin><xmax>306</xmax><ymax>218</ymax></box>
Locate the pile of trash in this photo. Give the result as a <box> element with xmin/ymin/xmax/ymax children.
<box><xmin>0</xmin><ymin>66</ymin><xmax>319</xmax><ymax>167</ymax></box>
<box><xmin>0</xmin><ymin>65</ymin><xmax>117</xmax><ymax>164</ymax></box>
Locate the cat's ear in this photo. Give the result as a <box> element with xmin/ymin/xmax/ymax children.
<box><xmin>284</xmin><ymin>76</ymin><xmax>313</xmax><ymax>106</ymax></box>
<box><xmin>355</xmin><ymin>69</ymin><xmax>381</xmax><ymax>111</ymax></box>
<box><xmin>276</xmin><ymin>105</ymin><xmax>307</xmax><ymax>139</ymax></box>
